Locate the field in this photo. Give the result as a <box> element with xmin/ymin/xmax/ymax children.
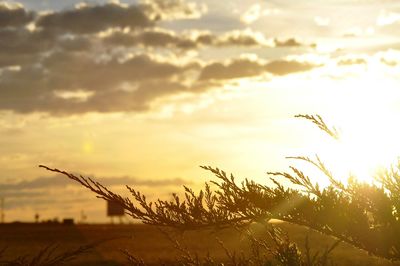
<box><xmin>1</xmin><ymin>222</ymin><xmax>399</xmax><ymax>265</ymax></box>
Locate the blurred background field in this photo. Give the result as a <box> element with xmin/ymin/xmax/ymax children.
<box><xmin>1</xmin><ymin>222</ymin><xmax>399</xmax><ymax>265</ymax></box>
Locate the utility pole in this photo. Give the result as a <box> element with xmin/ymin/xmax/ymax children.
<box><xmin>0</xmin><ymin>197</ymin><xmax>4</xmax><ymax>223</ymax></box>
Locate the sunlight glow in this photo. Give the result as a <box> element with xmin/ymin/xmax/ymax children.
<box><xmin>82</xmin><ymin>141</ymin><xmax>94</xmax><ymax>154</ymax></box>
<box><xmin>315</xmin><ymin>97</ymin><xmax>400</xmax><ymax>184</ymax></box>
<box><xmin>324</xmin><ymin>123</ymin><xmax>399</xmax><ymax>184</ymax></box>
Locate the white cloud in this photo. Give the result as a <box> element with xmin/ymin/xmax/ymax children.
<box><xmin>342</xmin><ymin>26</ymin><xmax>375</xmax><ymax>37</ymax></box>
<box><xmin>0</xmin><ymin>1</ymin><xmax>24</xmax><ymax>10</ymax></box>
<box><xmin>240</xmin><ymin>4</ymin><xmax>278</xmax><ymax>25</ymax></box>
<box><xmin>314</xmin><ymin>16</ymin><xmax>330</xmax><ymax>27</ymax></box>
<box><xmin>54</xmin><ymin>90</ymin><xmax>95</xmax><ymax>102</ymax></box>
<box><xmin>241</xmin><ymin>4</ymin><xmax>262</xmax><ymax>24</ymax></box>
<box><xmin>377</xmin><ymin>9</ymin><xmax>400</xmax><ymax>26</ymax></box>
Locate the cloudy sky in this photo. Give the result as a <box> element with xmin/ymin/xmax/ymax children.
<box><xmin>1</xmin><ymin>0</ymin><xmax>400</xmax><ymax>222</ymax></box>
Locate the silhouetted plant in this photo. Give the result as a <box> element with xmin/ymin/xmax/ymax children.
<box><xmin>40</xmin><ymin>114</ymin><xmax>400</xmax><ymax>263</ymax></box>
<box><xmin>0</xmin><ymin>243</ymin><xmax>97</xmax><ymax>266</ymax></box>
<box><xmin>122</xmin><ymin>225</ymin><xmax>338</xmax><ymax>266</ymax></box>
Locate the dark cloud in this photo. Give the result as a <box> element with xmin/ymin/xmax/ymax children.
<box><xmin>0</xmin><ymin>174</ymin><xmax>190</xmax><ymax>191</ymax></box>
<box><xmin>58</xmin><ymin>36</ymin><xmax>92</xmax><ymax>51</ymax></box>
<box><xmin>199</xmin><ymin>59</ymin><xmax>265</xmax><ymax>80</ymax></box>
<box><xmin>4</xmin><ymin>196</ymin><xmax>89</xmax><ymax>210</ymax></box>
<box><xmin>0</xmin><ymin>52</ymin><xmax>36</xmax><ymax>68</ymax></box>
<box><xmin>0</xmin><ymin>1</ymin><xmax>319</xmax><ymax>116</ymax></box>
<box><xmin>264</xmin><ymin>60</ymin><xmax>317</xmax><ymax>75</ymax></box>
<box><xmin>381</xmin><ymin>58</ymin><xmax>398</xmax><ymax>67</ymax></box>
<box><xmin>1</xmin><ymin>190</ymin><xmax>43</xmax><ymax>199</ymax></box>
<box><xmin>0</xmin><ymin>52</ymin><xmax>201</xmax><ymax>114</ymax></box>
<box><xmin>68</xmin><ymin>81</ymin><xmax>191</xmax><ymax>114</ymax></box>
<box><xmin>0</xmin><ymin>28</ymin><xmax>92</xmax><ymax>67</ymax></box>
<box><xmin>103</xmin><ymin>28</ymin><xmax>198</xmax><ymax>50</ymax></box>
<box><xmin>0</xmin><ymin>1</ymin><xmax>207</xmax><ymax>66</ymax></box>
<box><xmin>216</xmin><ymin>31</ymin><xmax>264</xmax><ymax>46</ymax></box>
<box><xmin>103</xmin><ymin>29</ymin><xmax>269</xmax><ymax>50</ymax></box>
<box><xmin>0</xmin><ymin>28</ymin><xmax>54</xmax><ymax>65</ymax></box>
<box><xmin>36</xmin><ymin>3</ymin><xmax>154</xmax><ymax>34</ymax></box>
<box><xmin>0</xmin><ymin>28</ymin><xmax>54</xmax><ymax>53</ymax></box>
<box><xmin>35</xmin><ymin>0</ymin><xmax>206</xmax><ymax>34</ymax></box>
<box><xmin>337</xmin><ymin>57</ymin><xmax>367</xmax><ymax>66</ymax></box>
<box><xmin>1</xmin><ymin>174</ymin><xmax>189</xmax><ymax>210</ymax></box>
<box><xmin>274</xmin><ymin>38</ymin><xmax>315</xmax><ymax>48</ymax></box>
<box><xmin>0</xmin><ymin>50</ymin><xmax>318</xmax><ymax>115</ymax></box>
<box><xmin>143</xmin><ymin>0</ymin><xmax>207</xmax><ymax>20</ymax></box>
<box><xmin>199</xmin><ymin>58</ymin><xmax>318</xmax><ymax>80</ymax></box>
<box><xmin>274</xmin><ymin>38</ymin><xmax>302</xmax><ymax>47</ymax></box>
<box><xmin>0</xmin><ymin>2</ymin><xmax>34</xmax><ymax>28</ymax></box>
<box><xmin>41</xmin><ymin>52</ymin><xmax>189</xmax><ymax>84</ymax></box>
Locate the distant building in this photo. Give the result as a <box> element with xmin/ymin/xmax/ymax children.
<box><xmin>62</xmin><ymin>218</ymin><xmax>75</xmax><ymax>225</ymax></box>
<box><xmin>107</xmin><ymin>200</ymin><xmax>124</xmax><ymax>224</ymax></box>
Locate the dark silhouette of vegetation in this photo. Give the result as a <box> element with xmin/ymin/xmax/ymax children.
<box><xmin>0</xmin><ymin>242</ymin><xmax>97</xmax><ymax>266</ymax></box>
<box><xmin>120</xmin><ymin>226</ymin><xmax>339</xmax><ymax>266</ymax></box>
<box><xmin>38</xmin><ymin>114</ymin><xmax>400</xmax><ymax>264</ymax></box>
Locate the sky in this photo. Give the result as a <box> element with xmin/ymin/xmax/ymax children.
<box><xmin>1</xmin><ymin>0</ymin><xmax>400</xmax><ymax>222</ymax></box>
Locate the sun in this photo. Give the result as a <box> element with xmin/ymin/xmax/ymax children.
<box><xmin>292</xmin><ymin>71</ymin><xmax>400</xmax><ymax>186</ymax></box>
<box><xmin>333</xmin><ymin>125</ymin><xmax>398</xmax><ymax>183</ymax></box>
<box><xmin>310</xmin><ymin>111</ymin><xmax>400</xmax><ymax>186</ymax></box>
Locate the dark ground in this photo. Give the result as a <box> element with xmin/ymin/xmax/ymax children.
<box><xmin>0</xmin><ymin>222</ymin><xmax>399</xmax><ymax>265</ymax></box>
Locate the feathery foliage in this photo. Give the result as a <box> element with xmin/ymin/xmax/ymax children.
<box><xmin>40</xmin><ymin>114</ymin><xmax>400</xmax><ymax>263</ymax></box>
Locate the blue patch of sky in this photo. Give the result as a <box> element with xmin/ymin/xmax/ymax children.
<box><xmin>15</xmin><ymin>0</ymin><xmax>139</xmax><ymax>11</ymax></box>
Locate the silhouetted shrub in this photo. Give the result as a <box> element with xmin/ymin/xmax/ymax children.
<box><xmin>40</xmin><ymin>114</ymin><xmax>400</xmax><ymax>264</ymax></box>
